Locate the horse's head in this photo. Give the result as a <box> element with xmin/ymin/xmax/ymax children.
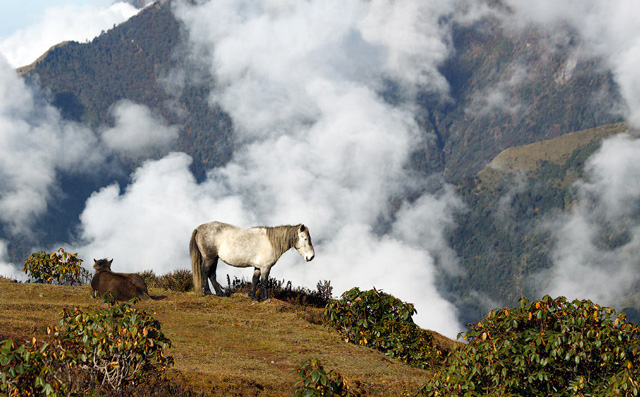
<box><xmin>93</xmin><ymin>258</ymin><xmax>113</xmax><ymax>271</ymax></box>
<box><xmin>294</xmin><ymin>225</ymin><xmax>315</xmax><ymax>262</ymax></box>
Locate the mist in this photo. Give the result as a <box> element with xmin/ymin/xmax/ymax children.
<box><xmin>0</xmin><ymin>2</ymin><xmax>140</xmax><ymax>69</ymax></box>
<box><xmin>4</xmin><ymin>0</ymin><xmax>640</xmax><ymax>338</ymax></box>
<box><xmin>500</xmin><ymin>1</ymin><xmax>640</xmax><ymax>307</ymax></box>
<box><xmin>55</xmin><ymin>0</ymin><xmax>467</xmax><ymax>337</ymax></box>
<box><xmin>540</xmin><ymin>134</ymin><xmax>640</xmax><ymax>306</ymax></box>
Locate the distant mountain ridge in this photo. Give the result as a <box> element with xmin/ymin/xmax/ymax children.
<box><xmin>21</xmin><ymin>1</ymin><xmax>622</xmax><ymax>183</ymax></box>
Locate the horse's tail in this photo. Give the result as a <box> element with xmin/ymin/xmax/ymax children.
<box><xmin>190</xmin><ymin>228</ymin><xmax>204</xmax><ymax>296</ymax></box>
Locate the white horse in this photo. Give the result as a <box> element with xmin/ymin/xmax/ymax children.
<box><xmin>190</xmin><ymin>221</ymin><xmax>315</xmax><ymax>300</ymax></box>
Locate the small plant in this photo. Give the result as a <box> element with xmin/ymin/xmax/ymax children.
<box><xmin>0</xmin><ymin>338</ymin><xmax>66</xmax><ymax>396</ymax></box>
<box><xmin>22</xmin><ymin>248</ymin><xmax>90</xmax><ymax>286</ymax></box>
<box><xmin>291</xmin><ymin>358</ymin><xmax>360</xmax><ymax>397</ymax></box>
<box><xmin>324</xmin><ymin>287</ymin><xmax>443</xmax><ymax>369</ymax></box>
<box><xmin>418</xmin><ymin>296</ymin><xmax>640</xmax><ymax>396</ymax></box>
<box><xmin>226</xmin><ymin>276</ymin><xmax>333</xmax><ymax>308</ymax></box>
<box><xmin>141</xmin><ymin>269</ymin><xmax>193</xmax><ymax>292</ymax></box>
<box><xmin>54</xmin><ymin>292</ymin><xmax>174</xmax><ymax>390</ymax></box>
<box><xmin>2</xmin><ymin>292</ymin><xmax>174</xmax><ymax>395</ymax></box>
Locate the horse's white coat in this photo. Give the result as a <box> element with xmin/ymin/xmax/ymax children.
<box><xmin>206</xmin><ymin>224</ymin><xmax>275</xmax><ymax>268</ymax></box>
<box><xmin>190</xmin><ymin>221</ymin><xmax>314</xmax><ymax>298</ymax></box>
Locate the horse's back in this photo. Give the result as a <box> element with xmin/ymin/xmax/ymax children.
<box><xmin>196</xmin><ymin>221</ymin><xmax>274</xmax><ymax>267</ymax></box>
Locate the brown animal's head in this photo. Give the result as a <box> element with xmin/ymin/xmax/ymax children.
<box><xmin>93</xmin><ymin>258</ymin><xmax>113</xmax><ymax>271</ymax></box>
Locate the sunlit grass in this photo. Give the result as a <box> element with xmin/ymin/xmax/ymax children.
<box><xmin>0</xmin><ymin>277</ymin><xmax>436</xmax><ymax>395</ymax></box>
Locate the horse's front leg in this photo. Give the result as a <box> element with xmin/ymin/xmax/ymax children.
<box><xmin>249</xmin><ymin>268</ymin><xmax>260</xmax><ymax>300</ymax></box>
<box><xmin>259</xmin><ymin>267</ymin><xmax>272</xmax><ymax>302</ymax></box>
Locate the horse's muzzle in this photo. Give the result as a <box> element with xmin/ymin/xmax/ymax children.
<box><xmin>306</xmin><ymin>254</ymin><xmax>315</xmax><ymax>262</ymax></box>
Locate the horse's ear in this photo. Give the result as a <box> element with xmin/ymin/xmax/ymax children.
<box><xmin>109</xmin><ymin>259</ymin><xmax>113</xmax><ymax>264</ymax></box>
<box><xmin>299</xmin><ymin>224</ymin><xmax>306</xmax><ymax>232</ymax></box>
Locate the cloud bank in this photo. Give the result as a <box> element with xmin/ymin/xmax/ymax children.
<box><xmin>101</xmin><ymin>100</ymin><xmax>180</xmax><ymax>158</ymax></box>
<box><xmin>0</xmin><ymin>56</ymin><xmax>103</xmax><ymax>235</ymax></box>
<box><xmin>0</xmin><ymin>2</ymin><xmax>139</xmax><ymax>68</ymax></box>
<box><xmin>543</xmin><ymin>134</ymin><xmax>640</xmax><ymax>305</ymax></box>
<box><xmin>0</xmin><ymin>54</ymin><xmax>179</xmax><ymax>238</ymax></box>
<box><xmin>66</xmin><ymin>0</ymin><xmax>466</xmax><ymax>337</ymax></box>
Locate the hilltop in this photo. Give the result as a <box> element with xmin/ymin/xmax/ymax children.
<box><xmin>0</xmin><ymin>278</ymin><xmax>457</xmax><ymax>396</ymax></box>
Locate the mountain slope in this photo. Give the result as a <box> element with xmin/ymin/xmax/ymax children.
<box><xmin>9</xmin><ymin>1</ymin><xmax>630</xmax><ymax>330</ymax></box>
<box><xmin>449</xmin><ymin>122</ymin><xmax>635</xmax><ymax>324</ymax></box>
<box><xmin>0</xmin><ymin>278</ymin><xmax>455</xmax><ymax>395</ymax></box>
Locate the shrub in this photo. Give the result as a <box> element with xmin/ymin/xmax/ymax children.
<box><xmin>55</xmin><ymin>292</ymin><xmax>174</xmax><ymax>390</ymax></box>
<box><xmin>0</xmin><ymin>293</ymin><xmax>174</xmax><ymax>395</ymax></box>
<box><xmin>141</xmin><ymin>269</ymin><xmax>193</xmax><ymax>292</ymax></box>
<box><xmin>291</xmin><ymin>358</ymin><xmax>360</xmax><ymax>397</ymax></box>
<box><xmin>0</xmin><ymin>338</ymin><xmax>66</xmax><ymax>396</ymax></box>
<box><xmin>22</xmin><ymin>248</ymin><xmax>90</xmax><ymax>286</ymax></box>
<box><xmin>418</xmin><ymin>295</ymin><xmax>640</xmax><ymax>396</ymax></box>
<box><xmin>226</xmin><ymin>276</ymin><xmax>333</xmax><ymax>308</ymax></box>
<box><xmin>324</xmin><ymin>287</ymin><xmax>443</xmax><ymax>369</ymax></box>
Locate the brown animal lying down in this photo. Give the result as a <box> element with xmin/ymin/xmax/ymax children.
<box><xmin>91</xmin><ymin>259</ymin><xmax>151</xmax><ymax>301</ymax></box>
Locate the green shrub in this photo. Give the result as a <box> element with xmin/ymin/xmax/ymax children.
<box><xmin>0</xmin><ymin>293</ymin><xmax>173</xmax><ymax>395</ymax></box>
<box><xmin>291</xmin><ymin>358</ymin><xmax>360</xmax><ymax>397</ymax></box>
<box><xmin>418</xmin><ymin>295</ymin><xmax>640</xmax><ymax>396</ymax></box>
<box><xmin>55</xmin><ymin>292</ymin><xmax>174</xmax><ymax>390</ymax></box>
<box><xmin>324</xmin><ymin>287</ymin><xmax>443</xmax><ymax>369</ymax></box>
<box><xmin>22</xmin><ymin>248</ymin><xmax>90</xmax><ymax>286</ymax></box>
<box><xmin>141</xmin><ymin>269</ymin><xmax>193</xmax><ymax>292</ymax></box>
<box><xmin>0</xmin><ymin>338</ymin><xmax>66</xmax><ymax>396</ymax></box>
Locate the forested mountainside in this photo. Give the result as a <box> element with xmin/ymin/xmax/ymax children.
<box><xmin>448</xmin><ymin>122</ymin><xmax>639</xmax><ymax>324</ymax></box>
<box><xmin>11</xmin><ymin>0</ymin><xmax>633</xmax><ymax>326</ymax></box>
<box><xmin>22</xmin><ymin>1</ymin><xmax>621</xmax><ymax>183</ymax></box>
<box><xmin>21</xmin><ymin>1</ymin><xmax>233</xmax><ymax>179</ymax></box>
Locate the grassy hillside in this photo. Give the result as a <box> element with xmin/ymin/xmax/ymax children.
<box><xmin>479</xmin><ymin>122</ymin><xmax>630</xmax><ymax>183</ymax></box>
<box><xmin>0</xmin><ymin>278</ymin><xmax>456</xmax><ymax>396</ymax></box>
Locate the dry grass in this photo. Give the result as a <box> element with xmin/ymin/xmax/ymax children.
<box><xmin>0</xmin><ymin>277</ymin><xmax>441</xmax><ymax>396</ymax></box>
<box><xmin>486</xmin><ymin>122</ymin><xmax>629</xmax><ymax>174</ymax></box>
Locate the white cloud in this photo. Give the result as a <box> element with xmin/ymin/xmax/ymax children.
<box><xmin>72</xmin><ymin>153</ymin><xmax>251</xmax><ymax>276</ymax></box>
<box><xmin>105</xmin><ymin>0</ymin><xmax>465</xmax><ymax>337</ymax></box>
<box><xmin>0</xmin><ymin>54</ymin><xmax>176</xmax><ymax>238</ymax></box>
<box><xmin>544</xmin><ymin>134</ymin><xmax>640</xmax><ymax>305</ymax></box>
<box><xmin>359</xmin><ymin>0</ymin><xmax>456</xmax><ymax>93</ymax></box>
<box><xmin>0</xmin><ymin>2</ymin><xmax>139</xmax><ymax>68</ymax></box>
<box><xmin>101</xmin><ymin>100</ymin><xmax>180</xmax><ymax>158</ymax></box>
<box><xmin>0</xmin><ymin>56</ymin><xmax>103</xmax><ymax>235</ymax></box>
<box><xmin>0</xmin><ymin>239</ymin><xmax>27</xmax><ymax>281</ymax></box>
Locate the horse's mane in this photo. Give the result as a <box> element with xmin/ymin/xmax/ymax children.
<box><xmin>264</xmin><ymin>225</ymin><xmax>300</xmax><ymax>256</ymax></box>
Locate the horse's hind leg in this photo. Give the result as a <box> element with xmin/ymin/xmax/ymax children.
<box><xmin>249</xmin><ymin>268</ymin><xmax>260</xmax><ymax>300</ymax></box>
<box><xmin>203</xmin><ymin>256</ymin><xmax>225</xmax><ymax>296</ymax></box>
